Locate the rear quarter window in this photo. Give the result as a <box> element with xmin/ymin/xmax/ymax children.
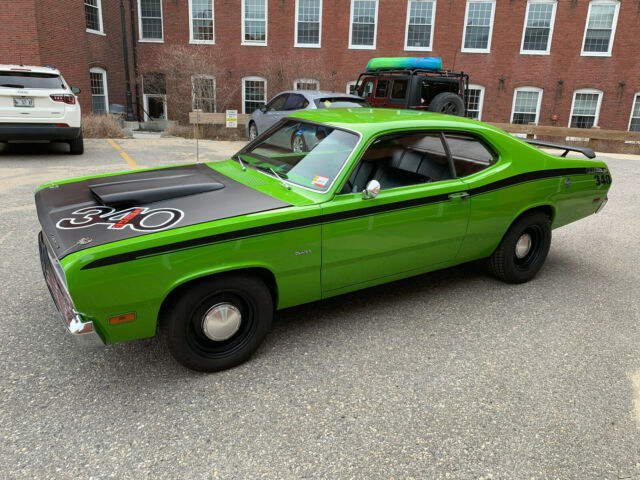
<box><xmin>445</xmin><ymin>133</ymin><xmax>496</xmax><ymax>177</ymax></box>
<box><xmin>0</xmin><ymin>72</ymin><xmax>65</xmax><ymax>89</ymax></box>
<box><xmin>315</xmin><ymin>98</ymin><xmax>369</xmax><ymax>108</ymax></box>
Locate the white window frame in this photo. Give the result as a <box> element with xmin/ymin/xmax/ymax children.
<box><xmin>85</xmin><ymin>0</ymin><xmax>105</xmax><ymax>35</ymax></box>
<box><xmin>346</xmin><ymin>81</ymin><xmax>358</xmax><ymax>94</ymax></box>
<box><xmin>519</xmin><ymin>0</ymin><xmax>557</xmax><ymax>55</ymax></box>
<box><xmin>466</xmin><ymin>84</ymin><xmax>485</xmax><ymax>121</ymax></box>
<box><xmin>293</xmin><ymin>78</ymin><xmax>319</xmax><ymax>90</ymax></box>
<box><xmin>568</xmin><ymin>88</ymin><xmax>603</xmax><ymax>128</ymax></box>
<box><xmin>348</xmin><ymin>0</ymin><xmax>379</xmax><ymax>50</ymax></box>
<box><xmin>242</xmin><ymin>76</ymin><xmax>267</xmax><ymax>114</ymax></box>
<box><xmin>191</xmin><ymin>74</ymin><xmax>216</xmax><ymax>112</ymax></box>
<box><xmin>580</xmin><ymin>0</ymin><xmax>620</xmax><ymax>57</ymax></box>
<box><xmin>241</xmin><ymin>0</ymin><xmax>268</xmax><ymax>46</ymax></box>
<box><xmin>138</xmin><ymin>0</ymin><xmax>164</xmax><ymax>42</ymax></box>
<box><xmin>461</xmin><ymin>0</ymin><xmax>496</xmax><ymax>53</ymax></box>
<box><xmin>294</xmin><ymin>0</ymin><xmax>322</xmax><ymax>48</ymax></box>
<box><xmin>628</xmin><ymin>93</ymin><xmax>640</xmax><ymax>131</ymax></box>
<box><xmin>403</xmin><ymin>0</ymin><xmax>436</xmax><ymax>52</ymax></box>
<box><xmin>189</xmin><ymin>0</ymin><xmax>215</xmax><ymax>44</ymax></box>
<box><xmin>89</xmin><ymin>67</ymin><xmax>109</xmax><ymax>114</ymax></box>
<box><xmin>510</xmin><ymin>87</ymin><xmax>543</xmax><ymax>125</ymax></box>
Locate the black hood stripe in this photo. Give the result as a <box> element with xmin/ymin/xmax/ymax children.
<box><xmin>82</xmin><ymin>167</ymin><xmax>598</xmax><ymax>270</ymax></box>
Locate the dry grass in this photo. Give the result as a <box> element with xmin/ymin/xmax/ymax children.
<box><xmin>162</xmin><ymin>123</ymin><xmax>247</xmax><ymax>141</ymax></box>
<box><xmin>82</xmin><ymin>114</ymin><xmax>127</xmax><ymax>138</ymax></box>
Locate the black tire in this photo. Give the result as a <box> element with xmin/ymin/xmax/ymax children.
<box><xmin>291</xmin><ymin>133</ymin><xmax>307</xmax><ymax>153</ymax></box>
<box><xmin>248</xmin><ymin>122</ymin><xmax>258</xmax><ymax>141</ymax></box>
<box><xmin>160</xmin><ymin>273</ymin><xmax>273</xmax><ymax>372</ymax></box>
<box><xmin>428</xmin><ymin>92</ymin><xmax>465</xmax><ymax>116</ymax></box>
<box><xmin>488</xmin><ymin>211</ymin><xmax>552</xmax><ymax>284</ymax></box>
<box><xmin>68</xmin><ymin>131</ymin><xmax>84</xmax><ymax>155</ymax></box>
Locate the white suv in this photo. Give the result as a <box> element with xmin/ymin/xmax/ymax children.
<box><xmin>0</xmin><ymin>65</ymin><xmax>83</xmax><ymax>154</ymax></box>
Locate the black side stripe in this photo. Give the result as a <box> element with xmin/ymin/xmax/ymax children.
<box><xmin>81</xmin><ymin>168</ymin><xmax>595</xmax><ymax>270</ymax></box>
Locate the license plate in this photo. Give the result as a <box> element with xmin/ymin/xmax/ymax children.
<box><xmin>13</xmin><ymin>97</ymin><xmax>34</xmax><ymax>108</ymax></box>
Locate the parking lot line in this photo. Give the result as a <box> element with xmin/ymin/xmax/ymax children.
<box><xmin>107</xmin><ymin>138</ymin><xmax>139</xmax><ymax>169</ymax></box>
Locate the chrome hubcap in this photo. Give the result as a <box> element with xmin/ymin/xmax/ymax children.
<box><xmin>515</xmin><ymin>233</ymin><xmax>533</xmax><ymax>259</ymax></box>
<box><xmin>293</xmin><ymin>136</ymin><xmax>304</xmax><ymax>152</ymax></box>
<box><xmin>202</xmin><ymin>303</ymin><xmax>242</xmax><ymax>341</ymax></box>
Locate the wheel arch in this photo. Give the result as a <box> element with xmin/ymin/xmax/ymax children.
<box><xmin>157</xmin><ymin>265</ymin><xmax>279</xmax><ymax>329</ymax></box>
<box><xmin>511</xmin><ymin>203</ymin><xmax>555</xmax><ymax>227</ymax></box>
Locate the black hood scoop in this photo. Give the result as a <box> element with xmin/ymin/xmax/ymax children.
<box><xmin>89</xmin><ymin>173</ymin><xmax>224</xmax><ymax>207</ymax></box>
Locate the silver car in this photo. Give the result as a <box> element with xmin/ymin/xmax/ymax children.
<box><xmin>245</xmin><ymin>90</ymin><xmax>368</xmax><ymax>141</ymax></box>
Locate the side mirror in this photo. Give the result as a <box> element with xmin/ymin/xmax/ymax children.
<box><xmin>259</xmin><ymin>105</ymin><xmax>267</xmax><ymax>113</ymax></box>
<box><xmin>71</xmin><ymin>86</ymin><xmax>81</xmax><ymax>95</ymax></box>
<box><xmin>362</xmin><ymin>179</ymin><xmax>380</xmax><ymax>199</ymax></box>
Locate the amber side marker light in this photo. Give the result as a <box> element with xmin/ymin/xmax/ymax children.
<box><xmin>109</xmin><ymin>312</ymin><xmax>136</xmax><ymax>325</ymax></box>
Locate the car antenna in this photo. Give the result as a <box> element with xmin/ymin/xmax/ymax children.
<box><xmin>269</xmin><ymin>168</ymin><xmax>290</xmax><ymax>190</ymax></box>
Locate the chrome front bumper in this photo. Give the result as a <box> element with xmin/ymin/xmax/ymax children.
<box><xmin>38</xmin><ymin>232</ymin><xmax>104</xmax><ymax>347</ymax></box>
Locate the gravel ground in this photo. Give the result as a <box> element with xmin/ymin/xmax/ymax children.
<box><xmin>0</xmin><ymin>139</ymin><xmax>638</xmax><ymax>479</ymax></box>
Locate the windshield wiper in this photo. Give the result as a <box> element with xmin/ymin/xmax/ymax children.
<box><xmin>269</xmin><ymin>168</ymin><xmax>291</xmax><ymax>190</ymax></box>
<box><xmin>232</xmin><ymin>153</ymin><xmax>247</xmax><ymax>171</ymax></box>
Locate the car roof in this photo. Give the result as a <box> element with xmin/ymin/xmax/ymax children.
<box><xmin>0</xmin><ymin>64</ymin><xmax>61</xmax><ymax>74</ymax></box>
<box><xmin>287</xmin><ymin>108</ymin><xmax>504</xmax><ymax>136</ymax></box>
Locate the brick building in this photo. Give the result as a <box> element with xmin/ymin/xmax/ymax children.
<box><xmin>3</xmin><ymin>0</ymin><xmax>639</xmax><ymax>131</ymax></box>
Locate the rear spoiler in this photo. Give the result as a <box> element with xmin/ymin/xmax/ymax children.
<box><xmin>523</xmin><ymin>139</ymin><xmax>596</xmax><ymax>159</ymax></box>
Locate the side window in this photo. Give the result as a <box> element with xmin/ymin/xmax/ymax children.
<box><xmin>360</xmin><ymin>80</ymin><xmax>374</xmax><ymax>98</ymax></box>
<box><xmin>445</xmin><ymin>133</ymin><xmax>495</xmax><ymax>177</ymax></box>
<box><xmin>341</xmin><ymin>132</ymin><xmax>453</xmax><ymax>193</ymax></box>
<box><xmin>391</xmin><ymin>79</ymin><xmax>408</xmax><ymax>99</ymax></box>
<box><xmin>267</xmin><ymin>94</ymin><xmax>288</xmax><ymax>111</ymax></box>
<box><xmin>282</xmin><ymin>93</ymin><xmax>308</xmax><ymax>110</ymax></box>
<box><xmin>375</xmin><ymin>79</ymin><xmax>389</xmax><ymax>98</ymax></box>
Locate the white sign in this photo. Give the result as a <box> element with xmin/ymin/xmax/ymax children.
<box><xmin>226</xmin><ymin>110</ymin><xmax>238</xmax><ymax>128</ymax></box>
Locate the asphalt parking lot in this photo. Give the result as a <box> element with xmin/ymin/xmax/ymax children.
<box><xmin>0</xmin><ymin>138</ymin><xmax>639</xmax><ymax>479</ymax></box>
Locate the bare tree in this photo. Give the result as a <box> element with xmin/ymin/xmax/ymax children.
<box><xmin>149</xmin><ymin>45</ymin><xmax>240</xmax><ymax>122</ymax></box>
<box><xmin>262</xmin><ymin>55</ymin><xmax>337</xmax><ymax>94</ymax></box>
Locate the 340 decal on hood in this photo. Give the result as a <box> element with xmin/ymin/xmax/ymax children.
<box><xmin>56</xmin><ymin>206</ymin><xmax>184</xmax><ymax>232</ymax></box>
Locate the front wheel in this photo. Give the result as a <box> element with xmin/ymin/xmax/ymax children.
<box><xmin>160</xmin><ymin>274</ymin><xmax>273</xmax><ymax>372</ymax></box>
<box><xmin>248</xmin><ymin>122</ymin><xmax>258</xmax><ymax>141</ymax></box>
<box><xmin>488</xmin><ymin>211</ymin><xmax>551</xmax><ymax>284</ymax></box>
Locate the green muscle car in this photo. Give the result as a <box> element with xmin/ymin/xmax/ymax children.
<box><xmin>36</xmin><ymin>109</ymin><xmax>611</xmax><ymax>371</ymax></box>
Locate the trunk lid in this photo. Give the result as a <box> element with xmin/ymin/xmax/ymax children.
<box><xmin>0</xmin><ymin>71</ymin><xmax>68</xmax><ymax>120</ymax></box>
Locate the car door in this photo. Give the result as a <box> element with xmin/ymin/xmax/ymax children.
<box><xmin>255</xmin><ymin>93</ymin><xmax>289</xmax><ymax>133</ymax></box>
<box><xmin>321</xmin><ymin>131</ymin><xmax>471</xmax><ymax>294</ymax></box>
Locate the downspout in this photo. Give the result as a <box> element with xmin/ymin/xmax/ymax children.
<box><xmin>129</xmin><ymin>0</ymin><xmax>141</xmax><ymax>121</ymax></box>
<box><xmin>120</xmin><ymin>0</ymin><xmax>135</xmax><ymax>121</ymax></box>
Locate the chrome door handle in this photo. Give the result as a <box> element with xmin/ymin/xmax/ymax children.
<box><xmin>448</xmin><ymin>192</ymin><xmax>470</xmax><ymax>199</ymax></box>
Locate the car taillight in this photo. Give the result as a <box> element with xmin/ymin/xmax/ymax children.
<box><xmin>50</xmin><ymin>94</ymin><xmax>76</xmax><ymax>105</ymax></box>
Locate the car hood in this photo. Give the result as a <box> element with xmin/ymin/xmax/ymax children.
<box><xmin>35</xmin><ymin>163</ymin><xmax>291</xmax><ymax>259</ymax></box>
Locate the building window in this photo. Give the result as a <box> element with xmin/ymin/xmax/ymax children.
<box><xmin>349</xmin><ymin>0</ymin><xmax>378</xmax><ymax>49</ymax></box>
<box><xmin>404</xmin><ymin>0</ymin><xmax>435</xmax><ymax>51</ymax></box>
<box><xmin>294</xmin><ymin>78</ymin><xmax>319</xmax><ymax>90</ymax></box>
<box><xmin>295</xmin><ymin>0</ymin><xmax>322</xmax><ymax>47</ymax></box>
<box><xmin>242</xmin><ymin>0</ymin><xmax>267</xmax><ymax>45</ymax></box>
<box><xmin>581</xmin><ymin>1</ymin><xmax>619</xmax><ymax>56</ymax></box>
<box><xmin>461</xmin><ymin>1</ymin><xmax>495</xmax><ymax>53</ymax></box>
<box><xmin>511</xmin><ymin>87</ymin><xmax>543</xmax><ymax>124</ymax></box>
<box><xmin>466</xmin><ymin>85</ymin><xmax>484</xmax><ymax>120</ymax></box>
<box><xmin>192</xmin><ymin>75</ymin><xmax>216</xmax><ymax>112</ymax></box>
<box><xmin>242</xmin><ymin>77</ymin><xmax>267</xmax><ymax>114</ymax></box>
<box><xmin>569</xmin><ymin>89</ymin><xmax>603</xmax><ymax>128</ymax></box>
<box><xmin>139</xmin><ymin>0</ymin><xmax>163</xmax><ymax>41</ymax></box>
<box><xmin>190</xmin><ymin>0</ymin><xmax>214</xmax><ymax>43</ymax></box>
<box><xmin>628</xmin><ymin>94</ymin><xmax>640</xmax><ymax>132</ymax></box>
<box><xmin>89</xmin><ymin>67</ymin><xmax>108</xmax><ymax>114</ymax></box>
<box><xmin>520</xmin><ymin>1</ymin><xmax>556</xmax><ymax>54</ymax></box>
<box><xmin>346</xmin><ymin>81</ymin><xmax>358</xmax><ymax>94</ymax></box>
<box><xmin>85</xmin><ymin>0</ymin><xmax>103</xmax><ymax>33</ymax></box>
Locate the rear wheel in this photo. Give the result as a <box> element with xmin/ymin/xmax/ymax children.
<box><xmin>291</xmin><ymin>133</ymin><xmax>307</xmax><ymax>153</ymax></box>
<box><xmin>68</xmin><ymin>131</ymin><xmax>84</xmax><ymax>155</ymax></box>
<box><xmin>160</xmin><ymin>273</ymin><xmax>273</xmax><ymax>372</ymax></box>
<box><xmin>489</xmin><ymin>211</ymin><xmax>551</xmax><ymax>284</ymax></box>
<box><xmin>428</xmin><ymin>92</ymin><xmax>465</xmax><ymax>116</ymax></box>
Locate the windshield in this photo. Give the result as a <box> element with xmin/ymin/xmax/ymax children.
<box><xmin>0</xmin><ymin>72</ymin><xmax>65</xmax><ymax>89</ymax></box>
<box><xmin>314</xmin><ymin>97</ymin><xmax>369</xmax><ymax>108</ymax></box>
<box><xmin>238</xmin><ymin>119</ymin><xmax>359</xmax><ymax>192</ymax></box>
